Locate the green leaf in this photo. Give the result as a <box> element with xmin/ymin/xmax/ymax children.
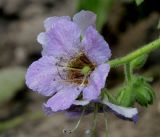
<box><xmin>0</xmin><ymin>67</ymin><xmax>26</xmax><ymax>104</ymax></box>
<box><xmin>135</xmin><ymin>0</ymin><xmax>144</xmax><ymax>6</ymax></box>
<box><xmin>76</xmin><ymin>0</ymin><xmax>114</xmax><ymax>31</ymax></box>
<box><xmin>131</xmin><ymin>54</ymin><xmax>148</xmax><ymax>69</ymax></box>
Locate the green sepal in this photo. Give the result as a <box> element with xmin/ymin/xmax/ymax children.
<box><xmin>134</xmin><ymin>85</ymin><xmax>151</xmax><ymax>106</ymax></box>
<box><xmin>133</xmin><ymin>76</ymin><xmax>155</xmax><ymax>107</ymax></box>
<box><xmin>115</xmin><ymin>75</ymin><xmax>155</xmax><ymax>107</ymax></box>
<box><xmin>116</xmin><ymin>85</ymin><xmax>135</xmax><ymax>107</ymax></box>
<box><xmin>131</xmin><ymin>54</ymin><xmax>148</xmax><ymax>69</ymax></box>
<box><xmin>101</xmin><ymin>88</ymin><xmax>118</xmax><ymax>105</ymax></box>
<box><xmin>105</xmin><ymin>92</ymin><xmax>118</xmax><ymax>105</ymax></box>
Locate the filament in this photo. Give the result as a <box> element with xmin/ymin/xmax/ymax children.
<box><xmin>57</xmin><ymin>64</ymin><xmax>81</xmax><ymax>71</ymax></box>
<box><xmin>55</xmin><ymin>78</ymin><xmax>84</xmax><ymax>83</ymax></box>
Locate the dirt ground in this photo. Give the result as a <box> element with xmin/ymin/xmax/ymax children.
<box><xmin>0</xmin><ymin>0</ymin><xmax>160</xmax><ymax>137</ymax></box>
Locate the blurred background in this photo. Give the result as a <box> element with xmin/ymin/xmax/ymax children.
<box><xmin>0</xmin><ymin>0</ymin><xmax>160</xmax><ymax>137</ymax></box>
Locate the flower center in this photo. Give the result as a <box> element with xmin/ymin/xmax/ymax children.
<box><xmin>67</xmin><ymin>53</ymin><xmax>95</xmax><ymax>85</ymax></box>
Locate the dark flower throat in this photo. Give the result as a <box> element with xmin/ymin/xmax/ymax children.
<box><xmin>67</xmin><ymin>53</ymin><xmax>95</xmax><ymax>85</ymax></box>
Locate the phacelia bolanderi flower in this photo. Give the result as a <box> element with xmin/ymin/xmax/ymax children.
<box><xmin>26</xmin><ymin>10</ymin><xmax>138</xmax><ymax>123</ymax></box>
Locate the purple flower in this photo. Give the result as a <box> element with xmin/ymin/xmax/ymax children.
<box><xmin>25</xmin><ymin>10</ymin><xmax>138</xmax><ymax>122</ymax></box>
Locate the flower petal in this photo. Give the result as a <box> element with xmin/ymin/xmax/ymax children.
<box><xmin>44</xmin><ymin>16</ymin><xmax>71</xmax><ymax>31</ymax></box>
<box><xmin>66</xmin><ymin>105</ymin><xmax>94</xmax><ymax>117</ymax></box>
<box><xmin>82</xmin><ymin>26</ymin><xmax>111</xmax><ymax>65</ymax></box>
<box><xmin>42</xmin><ymin>104</ymin><xmax>55</xmax><ymax>116</ymax></box>
<box><xmin>45</xmin><ymin>86</ymin><xmax>82</xmax><ymax>112</ymax></box>
<box><xmin>25</xmin><ymin>56</ymin><xmax>67</xmax><ymax>96</ymax></box>
<box><xmin>37</xmin><ymin>32</ymin><xmax>46</xmax><ymax>46</ymax></box>
<box><xmin>73</xmin><ymin>100</ymin><xmax>89</xmax><ymax>106</ymax></box>
<box><xmin>38</xmin><ymin>19</ymin><xmax>81</xmax><ymax>59</ymax></box>
<box><xmin>73</xmin><ymin>10</ymin><xmax>96</xmax><ymax>33</ymax></box>
<box><xmin>83</xmin><ymin>64</ymin><xmax>110</xmax><ymax>100</ymax></box>
<box><xmin>104</xmin><ymin>101</ymin><xmax>138</xmax><ymax>123</ymax></box>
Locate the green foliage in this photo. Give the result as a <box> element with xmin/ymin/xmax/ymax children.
<box><xmin>135</xmin><ymin>0</ymin><xmax>144</xmax><ymax>5</ymax></box>
<box><xmin>131</xmin><ymin>54</ymin><xmax>148</xmax><ymax>69</ymax></box>
<box><xmin>76</xmin><ymin>0</ymin><xmax>114</xmax><ymax>31</ymax></box>
<box><xmin>0</xmin><ymin>67</ymin><xmax>26</xmax><ymax>104</ymax></box>
<box><xmin>116</xmin><ymin>76</ymin><xmax>155</xmax><ymax>107</ymax></box>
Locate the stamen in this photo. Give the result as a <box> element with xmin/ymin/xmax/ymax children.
<box><xmin>56</xmin><ymin>63</ymin><xmax>81</xmax><ymax>71</ymax></box>
<box><xmin>55</xmin><ymin>79</ymin><xmax>84</xmax><ymax>83</ymax></box>
<box><xmin>56</xmin><ymin>66</ymin><xmax>66</xmax><ymax>80</ymax></box>
<box><xmin>63</xmin><ymin>108</ymin><xmax>85</xmax><ymax>134</ymax></box>
<box><xmin>55</xmin><ymin>53</ymin><xmax>95</xmax><ymax>85</ymax></box>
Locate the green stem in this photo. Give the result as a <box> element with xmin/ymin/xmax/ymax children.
<box><xmin>108</xmin><ymin>38</ymin><xmax>160</xmax><ymax>68</ymax></box>
<box><xmin>103</xmin><ymin>107</ymin><xmax>109</xmax><ymax>137</ymax></box>
<box><xmin>124</xmin><ymin>63</ymin><xmax>132</xmax><ymax>82</ymax></box>
<box><xmin>90</xmin><ymin>104</ymin><xmax>98</xmax><ymax>137</ymax></box>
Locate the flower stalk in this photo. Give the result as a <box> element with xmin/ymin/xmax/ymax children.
<box><xmin>124</xmin><ymin>63</ymin><xmax>132</xmax><ymax>82</ymax></box>
<box><xmin>90</xmin><ymin>104</ymin><xmax>98</xmax><ymax>137</ymax></box>
<box><xmin>103</xmin><ymin>107</ymin><xmax>109</xmax><ymax>137</ymax></box>
<box><xmin>108</xmin><ymin>38</ymin><xmax>160</xmax><ymax>68</ymax></box>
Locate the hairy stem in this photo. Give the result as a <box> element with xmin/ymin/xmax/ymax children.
<box><xmin>103</xmin><ymin>107</ymin><xmax>109</xmax><ymax>137</ymax></box>
<box><xmin>90</xmin><ymin>104</ymin><xmax>98</xmax><ymax>137</ymax></box>
<box><xmin>108</xmin><ymin>38</ymin><xmax>160</xmax><ymax>68</ymax></box>
<box><xmin>124</xmin><ymin>63</ymin><xmax>132</xmax><ymax>82</ymax></box>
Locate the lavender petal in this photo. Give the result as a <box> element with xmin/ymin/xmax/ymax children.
<box><xmin>45</xmin><ymin>86</ymin><xmax>82</xmax><ymax>112</ymax></box>
<box><xmin>73</xmin><ymin>10</ymin><xmax>96</xmax><ymax>33</ymax></box>
<box><xmin>83</xmin><ymin>64</ymin><xmax>110</xmax><ymax>100</ymax></box>
<box><xmin>82</xmin><ymin>26</ymin><xmax>111</xmax><ymax>65</ymax></box>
